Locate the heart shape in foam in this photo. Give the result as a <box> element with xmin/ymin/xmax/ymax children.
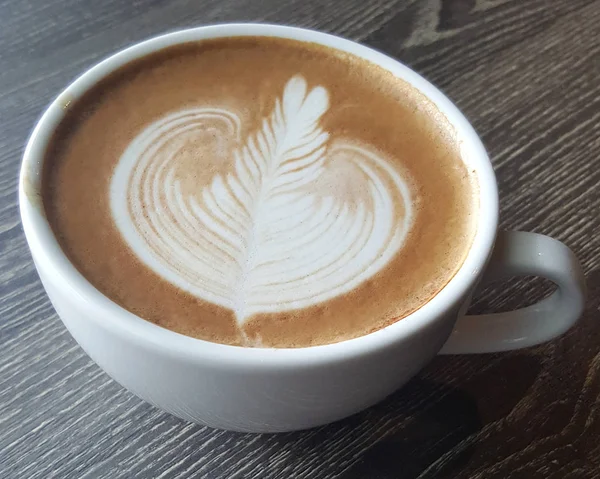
<box><xmin>110</xmin><ymin>76</ymin><xmax>413</xmax><ymax>324</ymax></box>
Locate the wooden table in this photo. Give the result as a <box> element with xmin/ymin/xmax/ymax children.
<box><xmin>1</xmin><ymin>0</ymin><xmax>599</xmax><ymax>477</ymax></box>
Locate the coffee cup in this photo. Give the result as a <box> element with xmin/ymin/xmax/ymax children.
<box><xmin>20</xmin><ymin>24</ymin><xmax>586</xmax><ymax>432</ymax></box>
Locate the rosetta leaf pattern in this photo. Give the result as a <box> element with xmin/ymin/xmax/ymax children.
<box><xmin>110</xmin><ymin>75</ymin><xmax>412</xmax><ymax>325</ymax></box>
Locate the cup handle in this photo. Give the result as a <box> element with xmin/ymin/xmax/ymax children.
<box><xmin>440</xmin><ymin>230</ymin><xmax>587</xmax><ymax>354</ymax></box>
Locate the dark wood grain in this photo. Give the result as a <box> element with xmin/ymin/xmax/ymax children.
<box><xmin>1</xmin><ymin>0</ymin><xmax>599</xmax><ymax>477</ymax></box>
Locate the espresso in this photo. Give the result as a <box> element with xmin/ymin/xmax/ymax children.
<box><xmin>42</xmin><ymin>37</ymin><xmax>477</xmax><ymax>347</ymax></box>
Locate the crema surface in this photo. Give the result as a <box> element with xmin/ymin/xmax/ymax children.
<box><xmin>43</xmin><ymin>37</ymin><xmax>477</xmax><ymax>347</ymax></box>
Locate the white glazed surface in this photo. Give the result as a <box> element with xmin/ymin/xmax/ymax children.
<box><xmin>20</xmin><ymin>24</ymin><xmax>498</xmax><ymax>432</ymax></box>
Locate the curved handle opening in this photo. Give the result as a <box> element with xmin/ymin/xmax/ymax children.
<box><xmin>440</xmin><ymin>230</ymin><xmax>586</xmax><ymax>354</ymax></box>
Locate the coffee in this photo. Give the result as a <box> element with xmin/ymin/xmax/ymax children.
<box><xmin>42</xmin><ymin>37</ymin><xmax>477</xmax><ymax>348</ymax></box>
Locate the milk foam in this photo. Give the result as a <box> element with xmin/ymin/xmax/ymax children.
<box><xmin>110</xmin><ymin>75</ymin><xmax>413</xmax><ymax>324</ymax></box>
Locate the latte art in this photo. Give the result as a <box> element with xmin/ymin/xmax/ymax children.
<box><xmin>110</xmin><ymin>76</ymin><xmax>413</xmax><ymax>323</ymax></box>
<box><xmin>44</xmin><ymin>38</ymin><xmax>476</xmax><ymax>347</ymax></box>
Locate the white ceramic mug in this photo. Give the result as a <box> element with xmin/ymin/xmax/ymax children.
<box><xmin>20</xmin><ymin>24</ymin><xmax>587</xmax><ymax>433</ymax></box>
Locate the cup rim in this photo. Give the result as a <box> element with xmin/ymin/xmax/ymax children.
<box><xmin>19</xmin><ymin>23</ymin><xmax>498</xmax><ymax>368</ymax></box>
